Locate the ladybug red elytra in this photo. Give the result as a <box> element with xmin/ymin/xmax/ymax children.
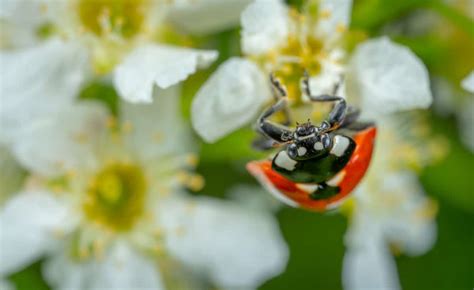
<box><xmin>247</xmin><ymin>73</ymin><xmax>376</xmax><ymax>211</ymax></box>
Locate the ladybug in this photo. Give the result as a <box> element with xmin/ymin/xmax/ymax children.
<box><xmin>247</xmin><ymin>73</ymin><xmax>376</xmax><ymax>212</ymax></box>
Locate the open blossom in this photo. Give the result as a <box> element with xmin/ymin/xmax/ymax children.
<box><xmin>191</xmin><ymin>0</ymin><xmax>432</xmax><ymax>142</ymax></box>
<box><xmin>0</xmin><ymin>0</ymin><xmax>253</xmax><ymax>145</ymax></box>
<box><xmin>342</xmin><ymin>117</ymin><xmax>443</xmax><ymax>290</ymax></box>
<box><xmin>0</xmin><ymin>88</ymin><xmax>288</xmax><ymax>290</ymax></box>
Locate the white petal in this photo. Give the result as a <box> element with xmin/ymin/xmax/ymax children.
<box><xmin>12</xmin><ymin>102</ymin><xmax>107</xmax><ymax>177</ymax></box>
<box><xmin>315</xmin><ymin>0</ymin><xmax>353</xmax><ymax>38</ymax></box>
<box><xmin>0</xmin><ymin>191</ymin><xmax>70</xmax><ymax>275</ymax></box>
<box><xmin>0</xmin><ymin>278</ymin><xmax>14</xmax><ymax>290</ymax></box>
<box><xmin>0</xmin><ymin>38</ymin><xmax>88</xmax><ymax>144</ymax></box>
<box><xmin>167</xmin><ymin>0</ymin><xmax>253</xmax><ymax>35</ymax></box>
<box><xmin>191</xmin><ymin>58</ymin><xmax>271</xmax><ymax>142</ymax></box>
<box><xmin>114</xmin><ymin>45</ymin><xmax>218</xmax><ymax>103</ymax></box>
<box><xmin>89</xmin><ymin>242</ymin><xmax>164</xmax><ymax>290</ymax></box>
<box><xmin>121</xmin><ymin>85</ymin><xmax>194</xmax><ymax>161</ymax></box>
<box><xmin>241</xmin><ymin>0</ymin><xmax>289</xmax><ymax>55</ymax></box>
<box><xmin>461</xmin><ymin>71</ymin><xmax>474</xmax><ymax>93</ymax></box>
<box><xmin>347</xmin><ymin>37</ymin><xmax>432</xmax><ymax>117</ymax></box>
<box><xmin>343</xmin><ymin>237</ymin><xmax>401</xmax><ymax>290</ymax></box>
<box><xmin>158</xmin><ymin>196</ymin><xmax>288</xmax><ymax>289</ymax></box>
<box><xmin>43</xmin><ymin>250</ymin><xmax>91</xmax><ymax>290</ymax></box>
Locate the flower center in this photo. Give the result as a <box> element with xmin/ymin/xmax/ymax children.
<box><xmin>77</xmin><ymin>0</ymin><xmax>149</xmax><ymax>39</ymax></box>
<box><xmin>274</xmin><ymin>34</ymin><xmax>324</xmax><ymax>101</ymax></box>
<box><xmin>83</xmin><ymin>162</ymin><xmax>147</xmax><ymax>231</ymax></box>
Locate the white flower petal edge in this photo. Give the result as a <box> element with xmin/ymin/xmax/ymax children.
<box><xmin>0</xmin><ymin>191</ymin><xmax>71</xmax><ymax>276</ymax></box>
<box><xmin>0</xmin><ymin>278</ymin><xmax>14</xmax><ymax>290</ymax></box>
<box><xmin>88</xmin><ymin>242</ymin><xmax>164</xmax><ymax>290</ymax></box>
<box><xmin>191</xmin><ymin>58</ymin><xmax>271</xmax><ymax>142</ymax></box>
<box><xmin>241</xmin><ymin>0</ymin><xmax>289</xmax><ymax>55</ymax></box>
<box><xmin>158</xmin><ymin>195</ymin><xmax>288</xmax><ymax>289</ymax></box>
<box><xmin>461</xmin><ymin>70</ymin><xmax>474</xmax><ymax>93</ymax></box>
<box><xmin>167</xmin><ymin>0</ymin><xmax>254</xmax><ymax>35</ymax></box>
<box><xmin>343</xmin><ymin>234</ymin><xmax>401</xmax><ymax>290</ymax></box>
<box><xmin>316</xmin><ymin>0</ymin><xmax>353</xmax><ymax>38</ymax></box>
<box><xmin>43</xmin><ymin>242</ymin><xmax>165</xmax><ymax>290</ymax></box>
<box><xmin>121</xmin><ymin>85</ymin><xmax>194</xmax><ymax>161</ymax></box>
<box><xmin>114</xmin><ymin>45</ymin><xmax>218</xmax><ymax>103</ymax></box>
<box><xmin>0</xmin><ymin>38</ymin><xmax>88</xmax><ymax>145</ymax></box>
<box><xmin>12</xmin><ymin>102</ymin><xmax>108</xmax><ymax>177</ymax></box>
<box><xmin>347</xmin><ymin>37</ymin><xmax>432</xmax><ymax>118</ymax></box>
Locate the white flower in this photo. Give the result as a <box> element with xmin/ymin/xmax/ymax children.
<box><xmin>342</xmin><ymin>118</ymin><xmax>439</xmax><ymax>290</ymax></box>
<box><xmin>167</xmin><ymin>0</ymin><xmax>254</xmax><ymax>35</ymax></box>
<box><xmin>0</xmin><ymin>0</ymin><xmax>232</xmax><ymax>146</ymax></box>
<box><xmin>192</xmin><ymin>0</ymin><xmax>432</xmax><ymax>142</ymax></box>
<box><xmin>0</xmin><ymin>88</ymin><xmax>288</xmax><ymax>290</ymax></box>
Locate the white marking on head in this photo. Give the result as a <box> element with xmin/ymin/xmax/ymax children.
<box><xmin>297</xmin><ymin>146</ymin><xmax>307</xmax><ymax>156</ymax></box>
<box><xmin>275</xmin><ymin>151</ymin><xmax>297</xmax><ymax>171</ymax></box>
<box><xmin>297</xmin><ymin>133</ymin><xmax>315</xmax><ymax>141</ymax></box>
<box><xmin>330</xmin><ymin>135</ymin><xmax>350</xmax><ymax>157</ymax></box>
<box><xmin>326</xmin><ymin>171</ymin><xmax>346</xmax><ymax>187</ymax></box>
<box><xmin>296</xmin><ymin>183</ymin><xmax>319</xmax><ymax>193</ymax></box>
<box><xmin>314</xmin><ymin>142</ymin><xmax>324</xmax><ymax>150</ymax></box>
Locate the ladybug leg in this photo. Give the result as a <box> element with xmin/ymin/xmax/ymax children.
<box><xmin>301</xmin><ymin>71</ymin><xmax>348</xmax><ymax>131</ymax></box>
<box><xmin>258</xmin><ymin>98</ymin><xmax>294</xmax><ymax>144</ymax></box>
<box><xmin>270</xmin><ymin>74</ymin><xmax>292</xmax><ymax>126</ymax></box>
<box><xmin>308</xmin><ymin>182</ymin><xmax>340</xmax><ymax>200</ymax></box>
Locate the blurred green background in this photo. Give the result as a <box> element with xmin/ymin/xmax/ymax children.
<box><xmin>8</xmin><ymin>0</ymin><xmax>474</xmax><ymax>289</ymax></box>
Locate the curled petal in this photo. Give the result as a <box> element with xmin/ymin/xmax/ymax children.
<box><xmin>347</xmin><ymin>37</ymin><xmax>432</xmax><ymax>117</ymax></box>
<box><xmin>115</xmin><ymin>45</ymin><xmax>217</xmax><ymax>103</ymax></box>
<box><xmin>191</xmin><ymin>58</ymin><xmax>271</xmax><ymax>142</ymax></box>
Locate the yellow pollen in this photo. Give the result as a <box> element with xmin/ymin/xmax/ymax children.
<box><xmin>336</xmin><ymin>23</ymin><xmax>347</xmax><ymax>33</ymax></box>
<box><xmin>77</xmin><ymin>0</ymin><xmax>149</xmax><ymax>39</ymax></box>
<box><xmin>319</xmin><ymin>10</ymin><xmax>332</xmax><ymax>19</ymax></box>
<box><xmin>83</xmin><ymin>163</ymin><xmax>147</xmax><ymax>232</ymax></box>
<box><xmin>185</xmin><ymin>154</ymin><xmax>199</xmax><ymax>167</ymax></box>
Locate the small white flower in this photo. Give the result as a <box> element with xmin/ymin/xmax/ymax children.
<box><xmin>0</xmin><ymin>88</ymin><xmax>288</xmax><ymax>289</ymax></box>
<box><xmin>0</xmin><ymin>0</ymin><xmax>247</xmax><ymax>145</ymax></box>
<box><xmin>342</xmin><ymin>118</ymin><xmax>439</xmax><ymax>290</ymax></box>
<box><xmin>192</xmin><ymin>0</ymin><xmax>432</xmax><ymax>142</ymax></box>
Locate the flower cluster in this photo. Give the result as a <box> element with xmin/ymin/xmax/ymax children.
<box><xmin>0</xmin><ymin>0</ymin><xmax>456</xmax><ymax>289</ymax></box>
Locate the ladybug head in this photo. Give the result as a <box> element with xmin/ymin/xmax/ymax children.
<box><xmin>287</xmin><ymin>121</ymin><xmax>332</xmax><ymax>161</ymax></box>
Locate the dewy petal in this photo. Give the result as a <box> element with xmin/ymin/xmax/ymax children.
<box><xmin>241</xmin><ymin>0</ymin><xmax>289</xmax><ymax>55</ymax></box>
<box><xmin>315</xmin><ymin>0</ymin><xmax>352</xmax><ymax>38</ymax></box>
<box><xmin>191</xmin><ymin>58</ymin><xmax>271</xmax><ymax>142</ymax></box>
<box><xmin>12</xmin><ymin>102</ymin><xmax>108</xmax><ymax>177</ymax></box>
<box><xmin>461</xmin><ymin>70</ymin><xmax>474</xmax><ymax>93</ymax></box>
<box><xmin>167</xmin><ymin>0</ymin><xmax>253</xmax><ymax>35</ymax></box>
<box><xmin>346</xmin><ymin>37</ymin><xmax>432</xmax><ymax>117</ymax></box>
<box><xmin>0</xmin><ymin>38</ymin><xmax>88</xmax><ymax>145</ymax></box>
<box><xmin>158</xmin><ymin>195</ymin><xmax>288</xmax><ymax>289</ymax></box>
<box><xmin>114</xmin><ymin>45</ymin><xmax>218</xmax><ymax>103</ymax></box>
<box><xmin>343</xmin><ymin>236</ymin><xmax>401</xmax><ymax>290</ymax></box>
<box><xmin>121</xmin><ymin>85</ymin><xmax>194</xmax><ymax>161</ymax></box>
<box><xmin>89</xmin><ymin>242</ymin><xmax>164</xmax><ymax>290</ymax></box>
<box><xmin>0</xmin><ymin>191</ymin><xmax>70</xmax><ymax>275</ymax></box>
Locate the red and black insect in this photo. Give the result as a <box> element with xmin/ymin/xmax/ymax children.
<box><xmin>247</xmin><ymin>73</ymin><xmax>376</xmax><ymax>211</ymax></box>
